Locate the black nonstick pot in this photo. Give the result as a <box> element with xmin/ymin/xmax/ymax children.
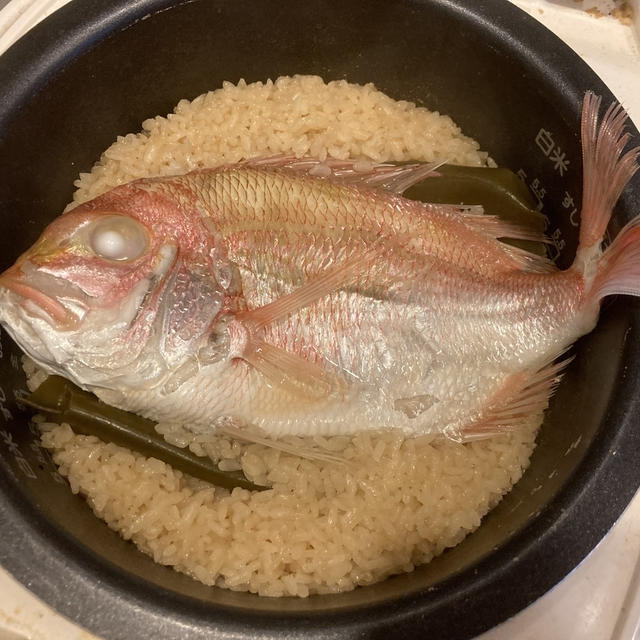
<box><xmin>0</xmin><ymin>1</ymin><xmax>639</xmax><ymax>639</ymax></box>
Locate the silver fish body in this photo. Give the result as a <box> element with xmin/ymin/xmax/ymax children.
<box><xmin>1</xmin><ymin>93</ymin><xmax>638</xmax><ymax>441</ymax></box>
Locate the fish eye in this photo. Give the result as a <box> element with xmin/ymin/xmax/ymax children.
<box><xmin>88</xmin><ymin>215</ymin><xmax>148</xmax><ymax>262</ymax></box>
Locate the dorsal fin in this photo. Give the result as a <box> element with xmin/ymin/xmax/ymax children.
<box><xmin>459</xmin><ymin>212</ymin><xmax>551</xmax><ymax>245</ymax></box>
<box><xmin>243</xmin><ymin>154</ymin><xmax>443</xmax><ymax>194</ymax></box>
<box><xmin>499</xmin><ymin>243</ymin><xmax>558</xmax><ymax>274</ymax></box>
<box><xmin>458</xmin><ymin>212</ymin><xmax>555</xmax><ymax>273</ymax></box>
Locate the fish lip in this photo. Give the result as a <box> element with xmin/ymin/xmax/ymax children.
<box><xmin>0</xmin><ymin>270</ymin><xmax>80</xmax><ymax>329</ymax></box>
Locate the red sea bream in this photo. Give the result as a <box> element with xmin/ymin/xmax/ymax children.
<box><xmin>0</xmin><ymin>93</ymin><xmax>638</xmax><ymax>442</ymax></box>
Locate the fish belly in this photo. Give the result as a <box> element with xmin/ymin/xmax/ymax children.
<box><xmin>102</xmin><ymin>263</ymin><xmax>591</xmax><ymax>439</ymax></box>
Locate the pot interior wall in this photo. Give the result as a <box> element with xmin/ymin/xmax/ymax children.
<box><xmin>0</xmin><ymin>1</ymin><xmax>638</xmax><ymax>638</ymax></box>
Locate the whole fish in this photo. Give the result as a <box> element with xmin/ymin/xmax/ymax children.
<box><xmin>0</xmin><ymin>93</ymin><xmax>638</xmax><ymax>442</ymax></box>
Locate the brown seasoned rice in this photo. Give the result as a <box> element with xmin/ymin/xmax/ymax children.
<box><xmin>37</xmin><ymin>75</ymin><xmax>538</xmax><ymax>597</ymax></box>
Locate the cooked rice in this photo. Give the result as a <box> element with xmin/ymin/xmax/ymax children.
<box><xmin>69</xmin><ymin>75</ymin><xmax>491</xmax><ymax>206</ymax></box>
<box><xmin>38</xmin><ymin>75</ymin><xmax>537</xmax><ymax>597</ymax></box>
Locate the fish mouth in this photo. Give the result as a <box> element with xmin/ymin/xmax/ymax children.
<box><xmin>0</xmin><ymin>266</ymin><xmax>82</xmax><ymax>329</ymax></box>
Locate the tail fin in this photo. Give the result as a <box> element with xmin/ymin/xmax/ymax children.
<box><xmin>576</xmin><ymin>92</ymin><xmax>640</xmax><ymax>301</ymax></box>
<box><xmin>591</xmin><ymin>215</ymin><xmax>640</xmax><ymax>300</ymax></box>
<box><xmin>577</xmin><ymin>92</ymin><xmax>639</xmax><ymax>252</ymax></box>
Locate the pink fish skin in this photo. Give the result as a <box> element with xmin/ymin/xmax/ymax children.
<box><xmin>0</xmin><ymin>92</ymin><xmax>638</xmax><ymax>441</ymax></box>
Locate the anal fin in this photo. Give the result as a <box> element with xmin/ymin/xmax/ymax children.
<box><xmin>459</xmin><ymin>356</ymin><xmax>572</xmax><ymax>441</ymax></box>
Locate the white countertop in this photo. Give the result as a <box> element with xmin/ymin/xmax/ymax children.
<box><xmin>0</xmin><ymin>1</ymin><xmax>639</xmax><ymax>639</ymax></box>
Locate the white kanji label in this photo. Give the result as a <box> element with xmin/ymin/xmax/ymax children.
<box><xmin>535</xmin><ymin>129</ymin><xmax>555</xmax><ymax>156</ymax></box>
<box><xmin>550</xmin><ymin>147</ymin><xmax>569</xmax><ymax>176</ymax></box>
<box><xmin>535</xmin><ymin>128</ymin><xmax>571</xmax><ymax>176</ymax></box>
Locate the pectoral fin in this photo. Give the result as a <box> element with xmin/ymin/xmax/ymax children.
<box><xmin>236</xmin><ymin>247</ymin><xmax>379</xmax><ymax>331</ymax></box>
<box><xmin>231</xmin><ymin>251</ymin><xmax>377</xmax><ymax>398</ymax></box>
<box><xmin>241</xmin><ymin>337</ymin><xmax>348</xmax><ymax>399</ymax></box>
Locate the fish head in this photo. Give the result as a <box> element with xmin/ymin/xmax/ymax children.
<box><xmin>0</xmin><ymin>187</ymin><xmax>228</xmax><ymax>393</ymax></box>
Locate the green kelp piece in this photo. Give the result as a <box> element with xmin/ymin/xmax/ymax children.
<box><xmin>21</xmin><ymin>375</ymin><xmax>265</xmax><ymax>492</ymax></box>
<box><xmin>406</xmin><ymin>164</ymin><xmax>546</xmax><ymax>254</ymax></box>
